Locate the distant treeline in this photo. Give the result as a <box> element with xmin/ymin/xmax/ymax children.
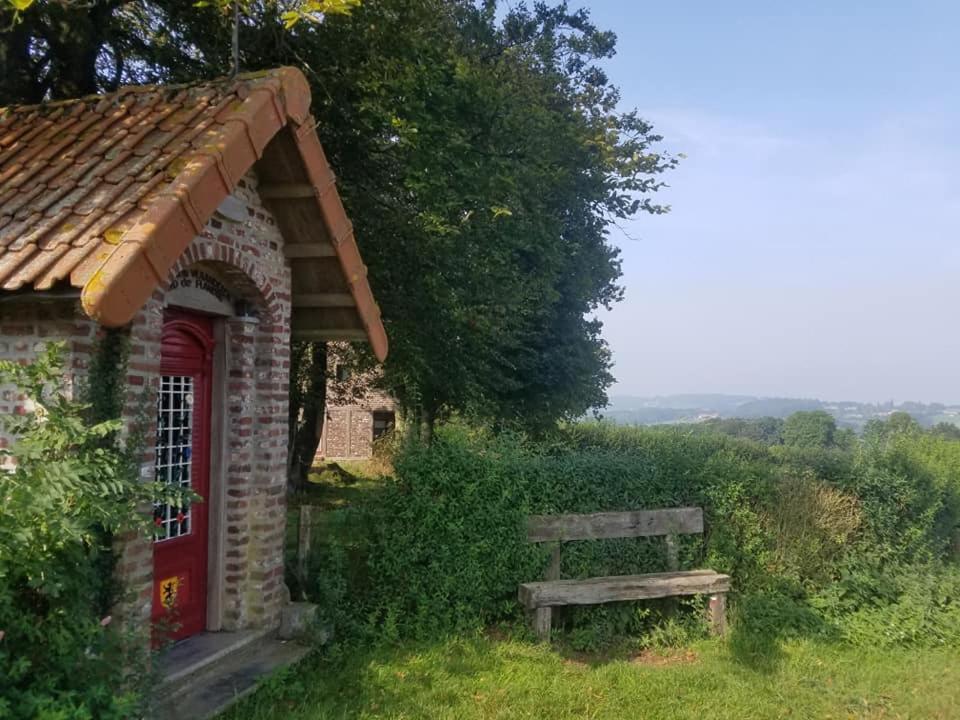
<box><xmin>602</xmin><ymin>394</ymin><xmax>960</xmax><ymax>431</ymax></box>
<box><xmin>692</xmin><ymin>411</ymin><xmax>960</xmax><ymax>446</ymax></box>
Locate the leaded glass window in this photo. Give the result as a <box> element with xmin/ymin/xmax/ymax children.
<box><xmin>154</xmin><ymin>375</ymin><xmax>194</xmax><ymax>542</ymax></box>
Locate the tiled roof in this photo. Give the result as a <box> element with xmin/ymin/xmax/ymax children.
<box><xmin>0</xmin><ymin>67</ymin><xmax>387</xmax><ymax>361</ymax></box>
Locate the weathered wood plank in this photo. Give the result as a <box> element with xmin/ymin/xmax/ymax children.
<box><xmin>297</xmin><ymin>505</ymin><xmax>315</xmax><ymax>581</ymax></box>
<box><xmin>526</xmin><ymin>508</ymin><xmax>704</xmax><ymax>543</ymax></box>
<box><xmin>707</xmin><ymin>593</ymin><xmax>728</xmax><ymax>636</ymax></box>
<box><xmin>665</xmin><ymin>534</ymin><xmax>680</xmax><ymax>572</ymax></box>
<box><xmin>292</xmin><ymin>293</ymin><xmax>356</xmax><ymax>308</ymax></box>
<box><xmin>545</xmin><ymin>545</ymin><xmax>562</xmax><ymax>581</ymax></box>
<box><xmin>532</xmin><ymin>607</ymin><xmax>552</xmax><ymax>641</ymax></box>
<box><xmin>283</xmin><ymin>243</ymin><xmax>337</xmax><ymax>258</ymax></box>
<box><xmin>518</xmin><ymin>570</ymin><xmax>730</xmax><ymax>609</ymax></box>
<box><xmin>259</xmin><ymin>183</ymin><xmax>317</xmax><ymax>199</ymax></box>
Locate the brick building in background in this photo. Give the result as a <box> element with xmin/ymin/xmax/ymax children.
<box><xmin>316</xmin><ymin>342</ymin><xmax>397</xmax><ymax>461</ymax></box>
<box><xmin>0</xmin><ymin>68</ymin><xmax>387</xmax><ymax>658</ymax></box>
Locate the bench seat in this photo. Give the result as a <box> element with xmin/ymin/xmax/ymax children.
<box><xmin>518</xmin><ymin>569</ymin><xmax>731</xmax><ymax>610</ymax></box>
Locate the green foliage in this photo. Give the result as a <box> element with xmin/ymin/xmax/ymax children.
<box><xmin>760</xmin><ymin>473</ymin><xmax>861</xmax><ymax>586</ymax></box>
<box><xmin>278</xmin><ymin>0</ymin><xmax>362</xmax><ymax>28</ymax></box>
<box><xmin>271</xmin><ymin>0</ymin><xmax>676</xmax><ymax>432</ymax></box>
<box><xmin>863</xmin><ymin>411</ymin><xmax>924</xmax><ymax>443</ymax></box>
<box><xmin>813</xmin><ymin>563</ymin><xmax>960</xmax><ymax>648</ymax></box>
<box><xmin>0</xmin><ymin>0</ymin><xmax>361</xmax><ymax>63</ymax></box>
<box><xmin>361</xmin><ymin>428</ymin><xmax>542</xmax><ymax>637</ymax></box>
<box><xmin>1</xmin><ymin>0</ymin><xmax>676</xmax><ymax>435</ymax></box>
<box><xmin>782</xmin><ymin>410</ymin><xmax>837</xmax><ymax>449</ymax></box>
<box><xmin>842</xmin><ymin>434</ymin><xmax>960</xmax><ymax>562</ymax></box>
<box><xmin>697</xmin><ymin>416</ymin><xmax>784</xmax><ymax>445</ymax></box>
<box><xmin>83</xmin><ymin>328</ymin><xmax>130</xmax><ymax>428</ymax></box>
<box><xmin>303</xmin><ymin>419</ymin><xmax>960</xmax><ymax>653</ymax></box>
<box><xmin>305</xmin><ymin>423</ymin><xmax>770</xmax><ymax>644</ymax></box>
<box><xmin>564</xmin><ymin>597</ymin><xmax>709</xmax><ymax>654</ymax></box>
<box><xmin>0</xmin><ymin>344</ymin><xmax>180</xmax><ymax>719</ymax></box>
<box><xmin>931</xmin><ymin>421</ymin><xmax>960</xmax><ymax>440</ymax></box>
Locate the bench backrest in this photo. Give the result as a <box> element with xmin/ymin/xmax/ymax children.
<box><xmin>526</xmin><ymin>508</ymin><xmax>704</xmax><ymax>544</ymax></box>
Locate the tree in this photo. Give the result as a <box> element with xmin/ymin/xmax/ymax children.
<box><xmin>287</xmin><ymin>341</ymin><xmax>328</xmax><ymax>489</ymax></box>
<box><xmin>930</xmin><ymin>422</ymin><xmax>960</xmax><ymax>440</ymax></box>
<box><xmin>864</xmin><ymin>411</ymin><xmax>923</xmax><ymax>443</ymax></box>
<box><xmin>260</xmin><ymin>0</ymin><xmax>676</xmax><ymax>435</ymax></box>
<box><xmin>783</xmin><ymin>410</ymin><xmax>837</xmax><ymax>449</ymax></box>
<box><xmin>885</xmin><ymin>411</ymin><xmax>922</xmax><ymax>436</ymax></box>
<box><xmin>0</xmin><ymin>0</ymin><xmax>360</xmax><ymax>104</ymax></box>
<box><xmin>1</xmin><ymin>0</ymin><xmax>678</xmax><ymax>441</ymax></box>
<box><xmin>703</xmin><ymin>416</ymin><xmax>784</xmax><ymax>444</ymax></box>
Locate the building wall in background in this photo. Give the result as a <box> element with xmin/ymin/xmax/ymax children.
<box><xmin>316</xmin><ymin>346</ymin><xmax>396</xmax><ymax>461</ymax></box>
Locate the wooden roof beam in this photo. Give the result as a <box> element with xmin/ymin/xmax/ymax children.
<box><xmin>292</xmin><ymin>293</ymin><xmax>356</xmax><ymax>308</ymax></box>
<box><xmin>258</xmin><ymin>183</ymin><xmax>317</xmax><ymax>199</ymax></box>
<box><xmin>284</xmin><ymin>243</ymin><xmax>336</xmax><ymax>258</ymax></box>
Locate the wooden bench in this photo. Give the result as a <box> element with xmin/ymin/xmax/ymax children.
<box><xmin>518</xmin><ymin>507</ymin><xmax>731</xmax><ymax>640</ymax></box>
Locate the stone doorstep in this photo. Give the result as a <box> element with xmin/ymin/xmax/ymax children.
<box><xmin>157</xmin><ymin>629</ymin><xmax>272</xmax><ymax>694</ymax></box>
<box><xmin>153</xmin><ymin>630</ymin><xmax>311</xmax><ymax>720</ymax></box>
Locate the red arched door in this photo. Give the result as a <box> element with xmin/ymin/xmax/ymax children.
<box><xmin>152</xmin><ymin>310</ymin><xmax>214</xmax><ymax>642</ymax></box>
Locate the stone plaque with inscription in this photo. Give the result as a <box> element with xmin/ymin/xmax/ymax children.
<box><xmin>167</xmin><ymin>269</ymin><xmax>235</xmax><ymax>316</ymax></box>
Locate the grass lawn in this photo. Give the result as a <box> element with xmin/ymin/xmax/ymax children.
<box><xmin>225</xmin><ymin>634</ymin><xmax>960</xmax><ymax>719</ymax></box>
<box><xmin>266</xmin><ymin>460</ymin><xmax>958</xmax><ymax>718</ymax></box>
<box><xmin>298</xmin><ymin>461</ymin><xmax>389</xmax><ymax>511</ymax></box>
<box><xmin>286</xmin><ymin>461</ymin><xmax>388</xmax><ymax>564</ymax></box>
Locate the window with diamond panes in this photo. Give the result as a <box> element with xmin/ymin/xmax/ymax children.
<box><xmin>154</xmin><ymin>375</ymin><xmax>194</xmax><ymax>542</ymax></box>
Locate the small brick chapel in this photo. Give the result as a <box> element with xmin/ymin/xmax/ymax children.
<box><xmin>0</xmin><ymin>67</ymin><xmax>387</xmax><ymax>642</ymax></box>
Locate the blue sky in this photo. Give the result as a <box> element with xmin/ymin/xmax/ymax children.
<box><xmin>578</xmin><ymin>1</ymin><xmax>960</xmax><ymax>403</ymax></box>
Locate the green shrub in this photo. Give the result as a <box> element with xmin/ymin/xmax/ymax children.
<box><xmin>813</xmin><ymin>563</ymin><xmax>960</xmax><ymax>648</ymax></box>
<box><xmin>305</xmin><ymin>424</ymin><xmax>773</xmax><ymax>644</ymax></box>
<box><xmin>563</xmin><ymin>597</ymin><xmax>709</xmax><ymax>653</ymax></box>
<box><xmin>363</xmin><ymin>427</ymin><xmax>543</xmax><ymax>638</ymax></box>
<box><xmin>846</xmin><ymin>435</ymin><xmax>960</xmax><ymax>563</ymax></box>
<box><xmin>782</xmin><ymin>410</ymin><xmax>837</xmax><ymax>449</ymax></box>
<box><xmin>302</xmin><ymin>420</ymin><xmax>960</xmax><ymax>652</ymax></box>
<box><xmin>761</xmin><ymin>472</ymin><xmax>861</xmax><ymax>586</ymax></box>
<box><xmin>0</xmin><ymin>344</ymin><xmax>180</xmax><ymax>719</ymax></box>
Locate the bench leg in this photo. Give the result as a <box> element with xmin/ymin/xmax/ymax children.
<box><xmin>707</xmin><ymin>593</ymin><xmax>727</xmax><ymax>637</ymax></box>
<box><xmin>532</xmin><ymin>607</ymin><xmax>552</xmax><ymax>642</ymax></box>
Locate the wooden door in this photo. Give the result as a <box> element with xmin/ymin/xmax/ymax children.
<box><xmin>152</xmin><ymin>310</ymin><xmax>214</xmax><ymax>642</ymax></box>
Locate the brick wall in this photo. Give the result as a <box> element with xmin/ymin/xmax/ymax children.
<box><xmin>318</xmin><ymin>345</ymin><xmax>396</xmax><ymax>460</ymax></box>
<box><xmin>0</xmin><ymin>170</ymin><xmax>294</xmax><ymax>639</ymax></box>
<box><xmin>321</xmin><ymin>403</ymin><xmax>397</xmax><ymax>459</ymax></box>
<box><xmin>0</xmin><ymin>301</ymin><xmax>99</xmax><ymax>465</ymax></box>
<box><xmin>113</xmin><ymin>170</ymin><xmax>293</xmax><ymax>635</ymax></box>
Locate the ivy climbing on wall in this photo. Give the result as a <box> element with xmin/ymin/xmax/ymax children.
<box><xmin>82</xmin><ymin>328</ymin><xmax>135</xmax><ymax>617</ymax></box>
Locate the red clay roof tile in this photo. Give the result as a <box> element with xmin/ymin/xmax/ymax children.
<box><xmin>0</xmin><ymin>66</ymin><xmax>387</xmax><ymax>360</ymax></box>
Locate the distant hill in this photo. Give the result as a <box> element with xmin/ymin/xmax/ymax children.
<box><xmin>734</xmin><ymin>398</ymin><xmax>823</xmax><ymax>418</ymax></box>
<box><xmin>600</xmin><ymin>394</ymin><xmax>960</xmax><ymax>431</ymax></box>
<box><xmin>610</xmin><ymin>394</ymin><xmax>755</xmax><ymax>414</ymax></box>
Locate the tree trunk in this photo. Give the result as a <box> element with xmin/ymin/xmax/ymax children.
<box><xmin>288</xmin><ymin>342</ymin><xmax>328</xmax><ymax>492</ymax></box>
<box><xmin>0</xmin><ymin>15</ymin><xmax>44</xmax><ymax>104</ymax></box>
<box><xmin>420</xmin><ymin>404</ymin><xmax>435</xmax><ymax>446</ymax></box>
<box><xmin>0</xmin><ymin>2</ymin><xmax>126</xmax><ymax>105</ymax></box>
<box><xmin>42</xmin><ymin>3</ymin><xmax>108</xmax><ymax>99</ymax></box>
